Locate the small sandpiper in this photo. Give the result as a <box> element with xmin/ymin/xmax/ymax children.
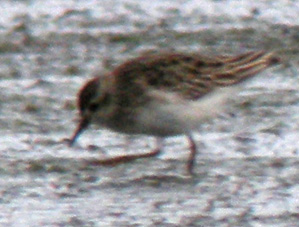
<box><xmin>68</xmin><ymin>51</ymin><xmax>280</xmax><ymax>174</ymax></box>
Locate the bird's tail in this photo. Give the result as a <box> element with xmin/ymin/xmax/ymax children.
<box><xmin>211</xmin><ymin>51</ymin><xmax>281</xmax><ymax>86</ymax></box>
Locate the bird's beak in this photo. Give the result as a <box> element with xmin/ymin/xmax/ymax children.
<box><xmin>68</xmin><ymin>117</ymin><xmax>90</xmax><ymax>147</ymax></box>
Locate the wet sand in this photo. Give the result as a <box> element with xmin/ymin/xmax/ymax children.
<box><xmin>0</xmin><ymin>0</ymin><xmax>298</xmax><ymax>226</ymax></box>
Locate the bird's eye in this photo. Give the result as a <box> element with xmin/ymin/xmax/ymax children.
<box><xmin>88</xmin><ymin>102</ymin><xmax>99</xmax><ymax>112</ymax></box>
<box><xmin>101</xmin><ymin>94</ymin><xmax>110</xmax><ymax>106</ymax></box>
<box><xmin>88</xmin><ymin>94</ymin><xmax>111</xmax><ymax>112</ymax></box>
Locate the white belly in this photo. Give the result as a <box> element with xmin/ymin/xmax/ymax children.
<box><xmin>136</xmin><ymin>87</ymin><xmax>238</xmax><ymax>137</ymax></box>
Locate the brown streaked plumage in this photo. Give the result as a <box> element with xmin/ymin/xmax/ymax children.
<box><xmin>69</xmin><ymin>51</ymin><xmax>280</xmax><ymax>175</ymax></box>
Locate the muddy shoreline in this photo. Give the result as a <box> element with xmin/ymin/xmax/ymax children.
<box><xmin>0</xmin><ymin>0</ymin><xmax>298</xmax><ymax>226</ymax></box>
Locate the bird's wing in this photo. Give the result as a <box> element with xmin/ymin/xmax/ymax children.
<box><xmin>113</xmin><ymin>51</ymin><xmax>280</xmax><ymax>101</ymax></box>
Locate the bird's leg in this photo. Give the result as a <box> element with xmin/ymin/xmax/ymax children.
<box><xmin>187</xmin><ymin>134</ymin><xmax>197</xmax><ymax>175</ymax></box>
<box><xmin>87</xmin><ymin>138</ymin><xmax>163</xmax><ymax>166</ymax></box>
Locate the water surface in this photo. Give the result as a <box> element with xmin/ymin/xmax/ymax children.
<box><xmin>0</xmin><ymin>0</ymin><xmax>298</xmax><ymax>226</ymax></box>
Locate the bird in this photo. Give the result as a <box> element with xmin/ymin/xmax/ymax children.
<box><xmin>68</xmin><ymin>50</ymin><xmax>280</xmax><ymax>175</ymax></box>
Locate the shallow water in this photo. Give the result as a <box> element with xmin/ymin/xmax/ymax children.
<box><xmin>0</xmin><ymin>0</ymin><xmax>298</xmax><ymax>226</ymax></box>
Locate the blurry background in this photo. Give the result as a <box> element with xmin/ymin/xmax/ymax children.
<box><xmin>0</xmin><ymin>0</ymin><xmax>298</xmax><ymax>226</ymax></box>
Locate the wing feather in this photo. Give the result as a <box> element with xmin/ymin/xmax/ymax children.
<box><xmin>113</xmin><ymin>51</ymin><xmax>280</xmax><ymax>101</ymax></box>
